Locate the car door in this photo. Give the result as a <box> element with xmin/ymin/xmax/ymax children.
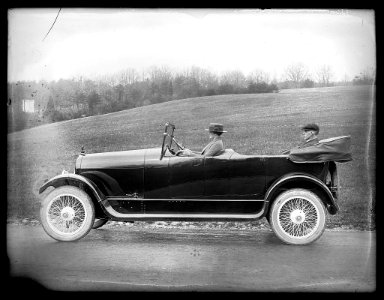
<box><xmin>144</xmin><ymin>149</ymin><xmax>171</xmax><ymax>199</ymax></box>
<box><xmin>203</xmin><ymin>151</ymin><xmax>265</xmax><ymax>214</ymax></box>
<box><xmin>169</xmin><ymin>156</ymin><xmax>205</xmax><ymax>198</ymax></box>
<box><xmin>228</xmin><ymin>153</ymin><xmax>266</xmax><ymax>199</ymax></box>
<box><xmin>204</xmin><ymin>155</ymin><xmax>231</xmax><ymax>198</ymax></box>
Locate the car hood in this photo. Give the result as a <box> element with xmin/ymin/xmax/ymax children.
<box><xmin>78</xmin><ymin>147</ymin><xmax>162</xmax><ymax>170</ymax></box>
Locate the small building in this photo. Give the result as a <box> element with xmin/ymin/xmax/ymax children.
<box><xmin>22</xmin><ymin>99</ymin><xmax>35</xmax><ymax>113</ymax></box>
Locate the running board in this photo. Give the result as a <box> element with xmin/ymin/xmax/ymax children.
<box><xmin>104</xmin><ymin>197</ymin><xmax>265</xmax><ymax>202</ymax></box>
<box><xmin>101</xmin><ymin>198</ymin><xmax>266</xmax><ymax>221</ymax></box>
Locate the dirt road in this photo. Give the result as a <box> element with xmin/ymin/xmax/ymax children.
<box><xmin>7</xmin><ymin>225</ymin><xmax>375</xmax><ymax>291</ymax></box>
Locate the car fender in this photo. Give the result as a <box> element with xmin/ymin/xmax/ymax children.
<box><xmin>264</xmin><ymin>172</ymin><xmax>339</xmax><ymax>215</ymax></box>
<box><xmin>39</xmin><ymin>173</ymin><xmax>105</xmax><ymax>203</ymax></box>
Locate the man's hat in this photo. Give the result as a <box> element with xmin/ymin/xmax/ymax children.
<box><xmin>205</xmin><ymin>123</ymin><xmax>227</xmax><ymax>133</ymax></box>
<box><xmin>301</xmin><ymin>123</ymin><xmax>319</xmax><ymax>133</ymax></box>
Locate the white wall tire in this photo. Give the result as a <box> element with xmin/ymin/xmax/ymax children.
<box><xmin>269</xmin><ymin>188</ymin><xmax>326</xmax><ymax>245</ymax></box>
<box><xmin>40</xmin><ymin>186</ymin><xmax>95</xmax><ymax>241</ymax></box>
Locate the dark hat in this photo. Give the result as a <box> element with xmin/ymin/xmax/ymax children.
<box><xmin>301</xmin><ymin>123</ymin><xmax>319</xmax><ymax>133</ymax></box>
<box><xmin>205</xmin><ymin>123</ymin><xmax>227</xmax><ymax>133</ymax></box>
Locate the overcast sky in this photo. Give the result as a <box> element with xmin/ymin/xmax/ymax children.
<box><xmin>8</xmin><ymin>8</ymin><xmax>376</xmax><ymax>82</ymax></box>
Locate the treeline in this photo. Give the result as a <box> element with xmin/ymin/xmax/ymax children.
<box><xmin>8</xmin><ymin>66</ymin><xmax>279</xmax><ymax>132</ymax></box>
<box><xmin>352</xmin><ymin>72</ymin><xmax>376</xmax><ymax>86</ymax></box>
<box><xmin>7</xmin><ymin>64</ymin><xmax>375</xmax><ymax>132</ymax></box>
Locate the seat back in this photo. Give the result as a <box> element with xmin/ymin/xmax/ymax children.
<box><xmin>215</xmin><ymin>148</ymin><xmax>235</xmax><ymax>158</ymax></box>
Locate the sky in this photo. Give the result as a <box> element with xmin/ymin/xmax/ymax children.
<box><xmin>8</xmin><ymin>8</ymin><xmax>376</xmax><ymax>82</ymax></box>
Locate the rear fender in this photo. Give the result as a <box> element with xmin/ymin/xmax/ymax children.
<box><xmin>264</xmin><ymin>173</ymin><xmax>339</xmax><ymax>215</ymax></box>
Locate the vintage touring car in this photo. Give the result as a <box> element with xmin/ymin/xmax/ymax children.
<box><xmin>39</xmin><ymin>122</ymin><xmax>352</xmax><ymax>245</ymax></box>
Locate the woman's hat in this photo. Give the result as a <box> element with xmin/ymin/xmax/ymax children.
<box><xmin>205</xmin><ymin>123</ymin><xmax>227</xmax><ymax>133</ymax></box>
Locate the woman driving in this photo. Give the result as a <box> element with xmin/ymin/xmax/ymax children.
<box><xmin>177</xmin><ymin>123</ymin><xmax>226</xmax><ymax>157</ymax></box>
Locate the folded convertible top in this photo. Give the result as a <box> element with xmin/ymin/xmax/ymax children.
<box><xmin>289</xmin><ymin>135</ymin><xmax>352</xmax><ymax>163</ymax></box>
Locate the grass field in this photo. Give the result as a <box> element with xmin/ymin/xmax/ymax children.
<box><xmin>7</xmin><ymin>85</ymin><xmax>376</xmax><ymax>230</ymax></box>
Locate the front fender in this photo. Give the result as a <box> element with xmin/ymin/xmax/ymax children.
<box><xmin>39</xmin><ymin>173</ymin><xmax>105</xmax><ymax>202</ymax></box>
<box><xmin>264</xmin><ymin>172</ymin><xmax>339</xmax><ymax>215</ymax></box>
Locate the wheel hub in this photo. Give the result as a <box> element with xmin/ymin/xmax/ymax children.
<box><xmin>290</xmin><ymin>210</ymin><xmax>306</xmax><ymax>224</ymax></box>
<box><xmin>61</xmin><ymin>207</ymin><xmax>75</xmax><ymax>221</ymax></box>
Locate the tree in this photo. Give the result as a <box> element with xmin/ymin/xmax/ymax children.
<box><xmin>145</xmin><ymin>65</ymin><xmax>174</xmax><ymax>103</ymax></box>
<box><xmin>172</xmin><ymin>66</ymin><xmax>205</xmax><ymax>99</ymax></box>
<box><xmin>7</xmin><ymin>63</ymin><xmax>287</xmax><ymax>131</ymax></box>
<box><xmin>87</xmin><ymin>91</ymin><xmax>101</xmax><ymax>114</ymax></box>
<box><xmin>316</xmin><ymin>65</ymin><xmax>333</xmax><ymax>87</ymax></box>
<box><xmin>217</xmin><ymin>83</ymin><xmax>235</xmax><ymax>94</ymax></box>
<box><xmin>199</xmin><ymin>69</ymin><xmax>219</xmax><ymax>95</ymax></box>
<box><xmin>284</xmin><ymin>63</ymin><xmax>309</xmax><ymax>88</ymax></box>
<box><xmin>44</xmin><ymin>95</ymin><xmax>55</xmax><ymax>116</ymax></box>
<box><xmin>126</xmin><ymin>84</ymin><xmax>143</xmax><ymax>107</ymax></box>
<box><xmin>118</xmin><ymin>68</ymin><xmax>139</xmax><ymax>86</ymax></box>
<box><xmin>77</xmin><ymin>91</ymin><xmax>87</xmax><ymax>110</ymax></box>
<box><xmin>220</xmin><ymin>70</ymin><xmax>246</xmax><ymax>93</ymax></box>
<box><xmin>352</xmin><ymin>67</ymin><xmax>376</xmax><ymax>85</ymax></box>
<box><xmin>247</xmin><ymin>69</ymin><xmax>270</xmax><ymax>84</ymax></box>
<box><xmin>300</xmin><ymin>78</ymin><xmax>315</xmax><ymax>88</ymax></box>
<box><xmin>95</xmin><ymin>74</ymin><xmax>118</xmax><ymax>87</ymax></box>
<box><xmin>248</xmin><ymin>82</ymin><xmax>264</xmax><ymax>93</ymax></box>
<box><xmin>247</xmin><ymin>81</ymin><xmax>279</xmax><ymax>93</ymax></box>
<box><xmin>339</xmin><ymin>73</ymin><xmax>350</xmax><ymax>86</ymax></box>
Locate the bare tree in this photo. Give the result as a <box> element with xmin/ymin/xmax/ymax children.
<box><xmin>118</xmin><ymin>68</ymin><xmax>139</xmax><ymax>86</ymax></box>
<box><xmin>144</xmin><ymin>65</ymin><xmax>174</xmax><ymax>102</ymax></box>
<box><xmin>185</xmin><ymin>66</ymin><xmax>203</xmax><ymax>87</ymax></box>
<box><xmin>342</xmin><ymin>73</ymin><xmax>350</xmax><ymax>85</ymax></box>
<box><xmin>147</xmin><ymin>65</ymin><xmax>173</xmax><ymax>83</ymax></box>
<box><xmin>352</xmin><ymin>66</ymin><xmax>376</xmax><ymax>85</ymax></box>
<box><xmin>316</xmin><ymin>65</ymin><xmax>333</xmax><ymax>87</ymax></box>
<box><xmin>199</xmin><ymin>68</ymin><xmax>219</xmax><ymax>90</ymax></box>
<box><xmin>180</xmin><ymin>66</ymin><xmax>216</xmax><ymax>87</ymax></box>
<box><xmin>284</xmin><ymin>63</ymin><xmax>309</xmax><ymax>88</ymax></box>
<box><xmin>103</xmin><ymin>74</ymin><xmax>119</xmax><ymax>87</ymax></box>
<box><xmin>247</xmin><ymin>69</ymin><xmax>270</xmax><ymax>84</ymax></box>
<box><xmin>220</xmin><ymin>70</ymin><xmax>247</xmax><ymax>88</ymax></box>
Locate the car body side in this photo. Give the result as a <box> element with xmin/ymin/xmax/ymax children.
<box><xmin>39</xmin><ymin>147</ymin><xmax>338</xmax><ymax>221</ymax></box>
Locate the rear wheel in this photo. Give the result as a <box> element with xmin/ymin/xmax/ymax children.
<box><xmin>269</xmin><ymin>188</ymin><xmax>326</xmax><ymax>245</ymax></box>
<box><xmin>40</xmin><ymin>186</ymin><xmax>95</xmax><ymax>241</ymax></box>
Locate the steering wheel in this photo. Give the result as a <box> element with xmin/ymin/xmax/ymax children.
<box><xmin>171</xmin><ymin>136</ymin><xmax>185</xmax><ymax>155</ymax></box>
<box><xmin>168</xmin><ymin>147</ymin><xmax>183</xmax><ymax>156</ymax></box>
<box><xmin>167</xmin><ymin>145</ymin><xmax>182</xmax><ymax>155</ymax></box>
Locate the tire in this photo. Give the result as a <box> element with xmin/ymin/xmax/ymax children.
<box><xmin>40</xmin><ymin>186</ymin><xmax>95</xmax><ymax>241</ymax></box>
<box><xmin>269</xmin><ymin>188</ymin><xmax>326</xmax><ymax>245</ymax></box>
<box><xmin>92</xmin><ymin>218</ymin><xmax>108</xmax><ymax>229</ymax></box>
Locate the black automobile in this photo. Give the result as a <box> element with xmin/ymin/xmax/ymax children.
<box><xmin>39</xmin><ymin>122</ymin><xmax>352</xmax><ymax>245</ymax></box>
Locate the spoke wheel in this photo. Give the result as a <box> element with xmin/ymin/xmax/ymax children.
<box><xmin>40</xmin><ymin>186</ymin><xmax>95</xmax><ymax>241</ymax></box>
<box><xmin>269</xmin><ymin>189</ymin><xmax>326</xmax><ymax>245</ymax></box>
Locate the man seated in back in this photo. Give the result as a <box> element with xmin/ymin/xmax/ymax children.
<box><xmin>178</xmin><ymin>123</ymin><xmax>226</xmax><ymax>157</ymax></box>
<box><xmin>282</xmin><ymin>123</ymin><xmax>320</xmax><ymax>154</ymax></box>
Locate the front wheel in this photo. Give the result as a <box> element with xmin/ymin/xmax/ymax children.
<box><xmin>40</xmin><ymin>186</ymin><xmax>95</xmax><ymax>241</ymax></box>
<box><xmin>269</xmin><ymin>188</ymin><xmax>326</xmax><ymax>245</ymax></box>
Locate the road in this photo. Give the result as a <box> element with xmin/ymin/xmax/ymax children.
<box><xmin>7</xmin><ymin>224</ymin><xmax>375</xmax><ymax>292</ymax></box>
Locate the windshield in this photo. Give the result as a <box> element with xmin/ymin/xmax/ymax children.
<box><xmin>160</xmin><ymin>122</ymin><xmax>176</xmax><ymax>160</ymax></box>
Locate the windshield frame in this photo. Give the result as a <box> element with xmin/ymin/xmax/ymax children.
<box><xmin>160</xmin><ymin>122</ymin><xmax>176</xmax><ymax>160</ymax></box>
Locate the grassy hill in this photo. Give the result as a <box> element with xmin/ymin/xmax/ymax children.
<box><xmin>8</xmin><ymin>85</ymin><xmax>375</xmax><ymax>229</ymax></box>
